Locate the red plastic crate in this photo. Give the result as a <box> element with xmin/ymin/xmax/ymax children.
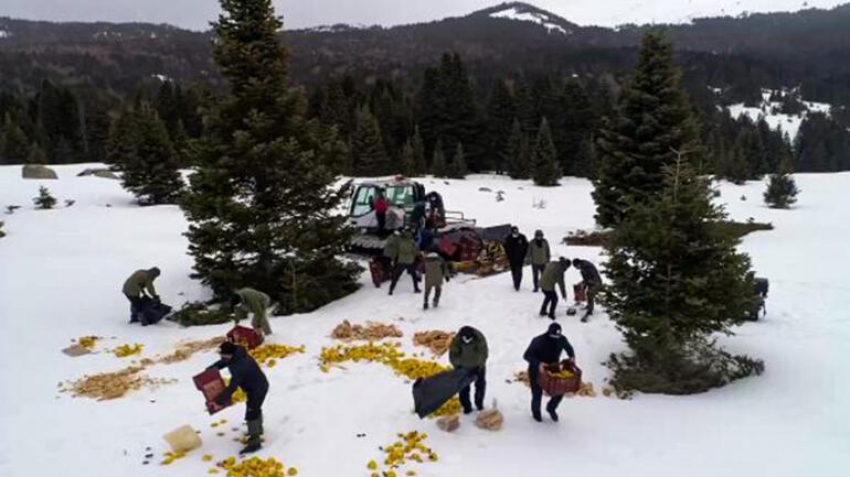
<box><xmin>538</xmin><ymin>362</ymin><xmax>582</xmax><ymax>397</ymax></box>
<box><xmin>226</xmin><ymin>325</ymin><xmax>264</xmax><ymax>350</ymax></box>
<box><xmin>192</xmin><ymin>368</ymin><xmax>231</xmax><ymax>414</ymax></box>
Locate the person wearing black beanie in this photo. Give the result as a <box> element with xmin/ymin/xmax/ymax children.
<box><xmin>522</xmin><ymin>323</ymin><xmax>576</xmax><ymax>422</ymax></box>
<box><xmin>208</xmin><ymin>342</ymin><xmax>269</xmax><ymax>455</ymax></box>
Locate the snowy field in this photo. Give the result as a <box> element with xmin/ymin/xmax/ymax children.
<box><xmin>1</xmin><ymin>164</ymin><xmax>849</xmax><ymax>477</ymax></box>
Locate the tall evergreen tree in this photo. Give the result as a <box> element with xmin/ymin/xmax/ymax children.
<box><xmin>1</xmin><ymin>114</ymin><xmax>29</xmax><ymax>163</ymax></box>
<box><xmin>506</xmin><ymin>119</ymin><xmax>531</xmax><ymax>179</ymax></box>
<box><xmin>448</xmin><ymin>142</ymin><xmax>467</xmax><ymax>179</ymax></box>
<box><xmin>107</xmin><ymin>102</ymin><xmax>183</xmax><ymax>205</ymax></box>
<box><xmin>400</xmin><ymin>141</ymin><xmax>415</xmax><ymax>177</ymax></box>
<box><xmin>181</xmin><ymin>0</ymin><xmax>360</xmax><ymax>314</ymax></box>
<box><xmin>593</xmin><ymin>31</ymin><xmax>703</xmax><ymax>228</ymax></box>
<box><xmin>560</xmin><ymin>78</ymin><xmax>596</xmax><ymax>176</ymax></box>
<box><xmin>411</xmin><ymin>125</ymin><xmax>427</xmax><ymax>176</ymax></box>
<box><xmin>431</xmin><ymin>139</ymin><xmax>448</xmax><ymax>177</ymax></box>
<box><xmin>27</xmin><ymin>144</ymin><xmax>48</xmax><ymax>164</ymax></box>
<box><xmin>83</xmin><ymin>102</ymin><xmax>111</xmax><ymax>164</ymax></box>
<box><xmin>350</xmin><ymin>105</ymin><xmax>389</xmax><ymax>176</ymax></box>
<box><xmin>531</xmin><ymin>118</ymin><xmax>561</xmax><ymax>186</ymax></box>
<box><xmin>764</xmin><ymin>158</ymin><xmax>800</xmax><ymax>209</ymax></box>
<box><xmin>603</xmin><ymin>154</ymin><xmax>761</xmax><ymax>395</ymax></box>
<box><xmin>486</xmin><ymin>79</ymin><xmax>516</xmax><ymax>174</ymax></box>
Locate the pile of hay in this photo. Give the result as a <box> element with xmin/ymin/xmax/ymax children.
<box><xmin>413</xmin><ymin>330</ymin><xmax>455</xmax><ymax>356</ymax></box>
<box><xmin>60</xmin><ymin>366</ymin><xmax>175</xmax><ymax>401</ymax></box>
<box><xmin>331</xmin><ymin>320</ymin><xmax>403</xmax><ymax>341</ymax></box>
<box><xmin>159</xmin><ymin>337</ymin><xmax>226</xmax><ymax>364</ymax></box>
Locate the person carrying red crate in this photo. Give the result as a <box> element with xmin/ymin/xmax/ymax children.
<box><xmin>207</xmin><ymin>342</ymin><xmax>269</xmax><ymax>455</ymax></box>
<box><xmin>523</xmin><ymin>323</ymin><xmax>575</xmax><ymax>423</ymax></box>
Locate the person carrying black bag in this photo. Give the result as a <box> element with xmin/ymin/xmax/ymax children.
<box><xmin>449</xmin><ymin>326</ymin><xmax>488</xmax><ymax>414</ymax></box>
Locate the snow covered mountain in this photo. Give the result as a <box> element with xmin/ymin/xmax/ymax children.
<box><xmin>474</xmin><ymin>2</ymin><xmax>576</xmax><ymax>34</ymax></box>
<box><xmin>726</xmin><ymin>89</ymin><xmax>833</xmax><ymax>139</ymax></box>
<box><xmin>480</xmin><ymin>0</ymin><xmax>848</xmax><ymax>28</ymax></box>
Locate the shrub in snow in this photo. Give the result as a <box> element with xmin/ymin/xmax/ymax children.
<box><xmin>5</xmin><ymin>205</ymin><xmax>20</xmax><ymax>215</ymax></box>
<box><xmin>0</xmin><ymin>221</ymin><xmax>5</xmax><ymax>239</ymax></box>
<box><xmin>763</xmin><ymin>159</ymin><xmax>799</xmax><ymax>209</ymax></box>
<box><xmin>169</xmin><ymin>302</ymin><xmax>233</xmax><ymax>327</ymax></box>
<box><xmin>532</xmin><ymin>198</ymin><xmax>546</xmax><ymax>209</ymax></box>
<box><xmin>601</xmin><ymin>157</ymin><xmax>762</xmax><ymax>395</ymax></box>
<box><xmin>33</xmin><ymin>186</ymin><xmax>57</xmax><ymax>210</ymax></box>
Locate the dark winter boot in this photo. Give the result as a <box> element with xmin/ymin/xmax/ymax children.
<box><xmin>423</xmin><ymin>301</ymin><xmax>429</xmax><ymax>310</ymax></box>
<box><xmin>546</xmin><ymin>402</ymin><xmax>559</xmax><ymax>422</ymax></box>
<box><xmin>532</xmin><ymin>411</ymin><xmax>543</xmax><ymax>422</ymax></box>
<box><xmin>240</xmin><ymin>418</ymin><xmax>263</xmax><ymax>455</ymax></box>
<box><xmin>539</xmin><ymin>308</ymin><xmax>548</xmax><ymax>317</ymax></box>
<box><xmin>581</xmin><ymin>314</ymin><xmax>590</xmax><ymax>323</ymax></box>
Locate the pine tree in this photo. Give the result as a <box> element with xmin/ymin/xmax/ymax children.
<box><xmin>506</xmin><ymin>119</ymin><xmax>531</xmax><ymax>180</ymax></box>
<box><xmin>400</xmin><ymin>141</ymin><xmax>415</xmax><ymax>177</ymax></box>
<box><xmin>431</xmin><ymin>139</ymin><xmax>448</xmax><ymax>177</ymax></box>
<box><xmin>350</xmin><ymin>105</ymin><xmax>389</xmax><ymax>176</ymax></box>
<box><xmin>764</xmin><ymin>158</ymin><xmax>799</xmax><ymax>209</ymax></box>
<box><xmin>531</xmin><ymin>118</ymin><xmax>561</xmax><ymax>186</ymax></box>
<box><xmin>448</xmin><ymin>143</ymin><xmax>467</xmax><ymax>179</ymax></box>
<box><xmin>411</xmin><ymin>125</ymin><xmax>427</xmax><ymax>176</ymax></box>
<box><xmin>33</xmin><ymin>186</ymin><xmax>57</xmax><ymax>209</ymax></box>
<box><xmin>603</xmin><ymin>154</ymin><xmax>762</xmax><ymax>395</ymax></box>
<box><xmin>486</xmin><ymin>79</ymin><xmax>516</xmax><ymax>174</ymax></box>
<box><xmin>593</xmin><ymin>31</ymin><xmax>703</xmax><ymax>228</ymax></box>
<box><xmin>1</xmin><ymin>115</ymin><xmax>29</xmax><ymax>163</ymax></box>
<box><xmin>107</xmin><ymin>102</ymin><xmax>183</xmax><ymax>205</ymax></box>
<box><xmin>83</xmin><ymin>102</ymin><xmax>111</xmax><ymax>164</ymax></box>
<box><xmin>560</xmin><ymin>77</ymin><xmax>596</xmax><ymax>176</ymax></box>
<box><xmin>181</xmin><ymin>0</ymin><xmax>359</xmax><ymax>314</ymax></box>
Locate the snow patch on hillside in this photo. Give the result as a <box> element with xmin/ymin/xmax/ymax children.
<box><xmin>726</xmin><ymin>89</ymin><xmax>832</xmax><ymax>139</ymax></box>
<box><xmin>536</xmin><ymin>0</ymin><xmax>846</xmax><ymax>28</ymax></box>
<box><xmin>0</xmin><ymin>29</ymin><xmax>11</xmax><ymax>39</ymax></box>
<box><xmin>491</xmin><ymin>7</ymin><xmax>571</xmax><ymax>34</ymax></box>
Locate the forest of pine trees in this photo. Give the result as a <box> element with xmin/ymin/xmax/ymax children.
<box><xmin>1</xmin><ymin>26</ymin><xmax>849</xmax><ymax>182</ymax></box>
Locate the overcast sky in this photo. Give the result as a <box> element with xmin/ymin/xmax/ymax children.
<box><xmin>0</xmin><ymin>0</ymin><xmax>842</xmax><ymax>31</ymax></box>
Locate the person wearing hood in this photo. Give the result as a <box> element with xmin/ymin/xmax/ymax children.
<box><xmin>449</xmin><ymin>326</ymin><xmax>489</xmax><ymax>414</ymax></box>
<box><xmin>572</xmin><ymin>258</ymin><xmax>602</xmax><ymax>322</ymax></box>
<box><xmin>528</xmin><ymin>230</ymin><xmax>551</xmax><ymax>292</ymax></box>
<box><xmin>523</xmin><ymin>323</ymin><xmax>576</xmax><ymax>422</ymax></box>
<box><xmin>122</xmin><ymin>267</ymin><xmax>161</xmax><ymax>325</ymax></box>
<box><xmin>231</xmin><ymin>287</ymin><xmax>272</xmax><ymax>336</ymax></box>
<box><xmin>423</xmin><ymin>251</ymin><xmax>450</xmax><ymax>310</ymax></box>
<box><xmin>539</xmin><ymin>258</ymin><xmax>570</xmax><ymax>319</ymax></box>
<box><xmin>208</xmin><ymin>342</ymin><xmax>270</xmax><ymax>454</ymax></box>
<box><xmin>502</xmin><ymin>226</ymin><xmax>529</xmax><ymax>291</ymax></box>
<box><xmin>389</xmin><ymin>228</ymin><xmax>421</xmax><ymax>295</ymax></box>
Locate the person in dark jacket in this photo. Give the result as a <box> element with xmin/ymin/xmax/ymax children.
<box><xmin>449</xmin><ymin>326</ymin><xmax>489</xmax><ymax>414</ymax></box>
<box><xmin>572</xmin><ymin>259</ymin><xmax>602</xmax><ymax>322</ymax></box>
<box><xmin>539</xmin><ymin>258</ymin><xmax>570</xmax><ymax>319</ymax></box>
<box><xmin>523</xmin><ymin>323</ymin><xmax>576</xmax><ymax>422</ymax></box>
<box><xmin>122</xmin><ymin>267</ymin><xmax>161</xmax><ymax>325</ymax></box>
<box><xmin>208</xmin><ymin>342</ymin><xmax>270</xmax><ymax>455</ymax></box>
<box><xmin>528</xmin><ymin>230</ymin><xmax>551</xmax><ymax>292</ymax></box>
<box><xmin>502</xmin><ymin>226</ymin><xmax>529</xmax><ymax>291</ymax></box>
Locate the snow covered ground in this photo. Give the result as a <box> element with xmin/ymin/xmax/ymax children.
<box><xmin>1</xmin><ymin>164</ymin><xmax>848</xmax><ymax>477</ymax></box>
<box><xmin>727</xmin><ymin>90</ymin><xmax>833</xmax><ymax>139</ymax></box>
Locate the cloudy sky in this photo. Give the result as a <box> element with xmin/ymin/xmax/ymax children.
<box><xmin>0</xmin><ymin>0</ymin><xmax>842</xmax><ymax>31</ymax></box>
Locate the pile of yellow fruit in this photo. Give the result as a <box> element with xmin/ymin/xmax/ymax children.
<box><xmin>367</xmin><ymin>431</ymin><xmax>438</xmax><ymax>477</ymax></box>
<box><xmin>113</xmin><ymin>343</ymin><xmax>144</xmax><ymax>358</ymax></box>
<box><xmin>319</xmin><ymin>342</ymin><xmax>450</xmax><ymax>381</ymax></box>
<box><xmin>320</xmin><ymin>342</ymin><xmax>461</xmax><ymax>418</ymax></box>
<box><xmin>215</xmin><ymin>456</ymin><xmax>298</xmax><ymax>477</ymax></box>
<box><xmin>77</xmin><ymin>336</ymin><xmax>100</xmax><ymax>351</ymax></box>
<box><xmin>249</xmin><ymin>344</ymin><xmax>306</xmax><ymax>367</ymax></box>
<box><xmin>160</xmin><ymin>450</ymin><xmax>188</xmax><ymax>466</ymax></box>
<box><xmin>223</xmin><ymin>379</ymin><xmax>247</xmax><ymax>403</ymax></box>
<box><xmin>548</xmin><ymin>369</ymin><xmax>576</xmax><ymax>379</ymax></box>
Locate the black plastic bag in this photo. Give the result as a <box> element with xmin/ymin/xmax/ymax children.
<box><xmin>412</xmin><ymin>367</ymin><xmax>475</xmax><ymax>419</ymax></box>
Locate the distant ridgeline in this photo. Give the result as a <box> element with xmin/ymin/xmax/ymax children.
<box><xmin>0</xmin><ymin>2</ymin><xmax>849</xmax><ymax>173</ymax></box>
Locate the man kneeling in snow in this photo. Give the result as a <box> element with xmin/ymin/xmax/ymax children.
<box><xmin>122</xmin><ymin>267</ymin><xmax>160</xmax><ymax>325</ymax></box>
<box><xmin>208</xmin><ymin>342</ymin><xmax>270</xmax><ymax>455</ymax></box>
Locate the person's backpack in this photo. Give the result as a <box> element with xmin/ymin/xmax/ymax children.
<box><xmin>754</xmin><ymin>278</ymin><xmax>769</xmax><ymax>298</ymax></box>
